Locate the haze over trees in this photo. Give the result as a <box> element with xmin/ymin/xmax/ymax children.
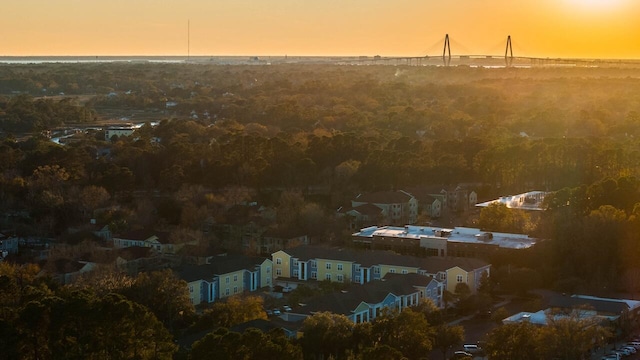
<box><xmin>2</xmin><ymin>62</ymin><xmax>640</xmax><ymax>357</ymax></box>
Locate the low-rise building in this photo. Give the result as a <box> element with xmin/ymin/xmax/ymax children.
<box><xmin>104</xmin><ymin>125</ymin><xmax>135</xmax><ymax>141</ymax></box>
<box><xmin>353</xmin><ymin>225</ymin><xmax>536</xmax><ymax>259</ymax></box>
<box><xmin>113</xmin><ymin>229</ymin><xmax>195</xmax><ymax>255</ymax></box>
<box><xmin>176</xmin><ymin>254</ymin><xmax>273</xmax><ymax>306</ymax></box>
<box><xmin>272</xmin><ymin>245</ymin><xmax>489</xmax><ymax>296</ymax></box>
<box><xmin>282</xmin><ymin>273</ymin><xmax>440</xmax><ymax>323</ymax></box>
<box><xmin>351</xmin><ymin>190</ymin><xmax>418</xmax><ymax>225</ymax></box>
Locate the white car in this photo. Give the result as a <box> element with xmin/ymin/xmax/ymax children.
<box><xmin>601</xmin><ymin>354</ymin><xmax>619</xmax><ymax>360</ymax></box>
<box><xmin>283</xmin><ymin>305</ymin><xmax>293</xmax><ymax>312</ymax></box>
<box><xmin>621</xmin><ymin>346</ymin><xmax>636</xmax><ymax>354</ymax></box>
<box><xmin>462</xmin><ymin>344</ymin><xmax>480</xmax><ymax>354</ymax></box>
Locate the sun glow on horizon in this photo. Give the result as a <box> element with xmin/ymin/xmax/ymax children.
<box><xmin>565</xmin><ymin>0</ymin><xmax>628</xmax><ymax>11</ymax></box>
<box><xmin>2</xmin><ymin>0</ymin><xmax>640</xmax><ymax>59</ymax></box>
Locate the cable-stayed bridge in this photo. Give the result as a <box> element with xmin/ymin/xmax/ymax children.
<box><xmin>331</xmin><ymin>34</ymin><xmax>640</xmax><ymax>68</ymax></box>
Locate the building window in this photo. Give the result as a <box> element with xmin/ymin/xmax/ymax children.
<box><xmin>355</xmin><ymin>276</ymin><xmax>361</xmax><ymax>282</ymax></box>
<box><xmin>457</xmin><ymin>275</ymin><xmax>463</xmax><ymax>283</ymax></box>
<box><xmin>293</xmin><ymin>269</ymin><xmax>299</xmax><ymax>277</ymax></box>
<box><xmin>337</xmin><ymin>263</ymin><xmax>343</xmax><ymax>271</ymax></box>
<box><xmin>225</xmin><ymin>288</ymin><xmax>230</xmax><ymax>296</ymax></box>
<box><xmin>266</xmin><ymin>268</ymin><xmax>271</xmax><ymax>273</ymax></box>
<box><xmin>189</xmin><ymin>286</ymin><xmax>194</xmax><ymax>293</ymax></box>
<box><xmin>326</xmin><ymin>263</ymin><xmax>332</xmax><ymax>270</ymax></box>
<box><xmin>276</xmin><ymin>269</ymin><xmax>282</xmax><ymax>276</ymax></box>
<box><xmin>337</xmin><ymin>274</ymin><xmax>344</xmax><ymax>282</ymax></box>
<box><xmin>234</xmin><ymin>286</ymin><xmax>238</xmax><ymax>294</ymax></box>
<box><xmin>401</xmin><ymin>269</ymin><xmax>408</xmax><ymax>274</ymax></box>
<box><xmin>373</xmin><ymin>267</ymin><xmax>380</xmax><ymax>274</ymax></box>
<box><xmin>389</xmin><ymin>269</ymin><xmax>396</xmax><ymax>274</ymax></box>
<box><xmin>233</xmin><ymin>275</ymin><xmax>238</xmax><ymax>282</ymax></box>
<box><xmin>276</xmin><ymin>258</ymin><xmax>282</xmax><ymax>265</ymax></box>
<box><xmin>293</xmin><ymin>260</ymin><xmax>298</xmax><ymax>266</ymax></box>
<box><xmin>326</xmin><ymin>274</ymin><xmax>331</xmax><ymax>280</ymax></box>
<box><xmin>225</xmin><ymin>276</ymin><xmax>230</xmax><ymax>284</ymax></box>
<box><xmin>311</xmin><ymin>271</ymin><xmax>317</xmax><ymax>279</ymax></box>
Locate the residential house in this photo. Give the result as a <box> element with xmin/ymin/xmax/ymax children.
<box><xmin>176</xmin><ymin>254</ymin><xmax>273</xmax><ymax>306</ymax></box>
<box><xmin>0</xmin><ymin>232</ymin><xmax>19</xmax><ymax>255</ymax></box>
<box><xmin>282</xmin><ymin>273</ymin><xmax>438</xmax><ymax>323</ymax></box>
<box><xmin>404</xmin><ymin>188</ymin><xmax>444</xmax><ymax>219</ymax></box>
<box><xmin>260</xmin><ymin>228</ymin><xmax>309</xmax><ymax>256</ymax></box>
<box><xmin>178</xmin><ymin>244</ymin><xmax>227</xmax><ymax>266</ymax></box>
<box><xmin>42</xmin><ymin>258</ymin><xmax>97</xmax><ymax>285</ymax></box>
<box><xmin>272</xmin><ymin>245</ymin><xmax>488</xmax><ymax>298</ymax></box>
<box><xmin>351</xmin><ymin>190</ymin><xmax>418</xmax><ymax>225</ymax></box>
<box><xmin>448</xmin><ymin>185</ymin><xmax>477</xmax><ymax>212</ymax></box>
<box><xmin>104</xmin><ymin>125</ymin><xmax>135</xmax><ymax>141</ymax></box>
<box><xmin>115</xmin><ymin>246</ymin><xmax>167</xmax><ymax>275</ymax></box>
<box><xmin>336</xmin><ymin>203</ymin><xmax>384</xmax><ymax>230</ymax></box>
<box><xmin>91</xmin><ymin>222</ymin><xmax>112</xmax><ymax>241</ymax></box>
<box><xmin>113</xmin><ymin>229</ymin><xmax>192</xmax><ymax>255</ymax></box>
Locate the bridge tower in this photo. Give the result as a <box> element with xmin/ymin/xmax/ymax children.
<box><xmin>442</xmin><ymin>34</ymin><xmax>451</xmax><ymax>66</ymax></box>
<box><xmin>505</xmin><ymin>35</ymin><xmax>514</xmax><ymax>67</ymax></box>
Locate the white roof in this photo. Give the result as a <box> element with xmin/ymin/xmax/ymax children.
<box><xmin>476</xmin><ymin>191</ymin><xmax>548</xmax><ymax>211</ymax></box>
<box><xmin>503</xmin><ymin>309</ymin><xmax>619</xmax><ymax>326</ymax></box>
<box><xmin>353</xmin><ymin>225</ymin><xmax>536</xmax><ymax>249</ymax></box>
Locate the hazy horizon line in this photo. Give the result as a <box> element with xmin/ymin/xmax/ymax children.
<box><xmin>3</xmin><ymin>54</ymin><xmax>640</xmax><ymax>61</ymax></box>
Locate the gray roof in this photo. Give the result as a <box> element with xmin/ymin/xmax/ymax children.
<box><xmin>337</xmin><ymin>203</ymin><xmax>384</xmax><ymax>217</ymax></box>
<box><xmin>354</xmin><ymin>191</ymin><xmax>414</xmax><ymax>204</ymax></box>
<box><xmin>548</xmin><ymin>295</ymin><xmax>630</xmax><ymax>315</ymax></box>
<box><xmin>295</xmin><ymin>273</ymin><xmax>434</xmax><ymax>316</ymax></box>
<box><xmin>281</xmin><ymin>245</ymin><xmax>489</xmax><ymax>273</ymax></box>
<box><xmin>176</xmin><ymin>254</ymin><xmax>268</xmax><ymax>282</ymax></box>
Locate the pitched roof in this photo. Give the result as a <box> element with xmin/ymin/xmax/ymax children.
<box><xmin>51</xmin><ymin>258</ymin><xmax>87</xmax><ymax>274</ymax></box>
<box><xmin>176</xmin><ymin>254</ymin><xmax>269</xmax><ymax>282</ymax></box>
<box><xmin>404</xmin><ymin>187</ymin><xmax>445</xmax><ymax>202</ymax></box>
<box><xmin>344</xmin><ymin>204</ymin><xmax>384</xmax><ymax>216</ymax></box>
<box><xmin>281</xmin><ymin>245</ymin><xmax>488</xmax><ymax>273</ymax></box>
<box><xmin>548</xmin><ymin>295</ymin><xmax>629</xmax><ymax>315</ymax></box>
<box><xmin>296</xmin><ymin>273</ymin><xmax>433</xmax><ymax>316</ymax></box>
<box><xmin>354</xmin><ymin>191</ymin><xmax>414</xmax><ymax>204</ymax></box>
<box><xmin>115</xmin><ymin>229</ymin><xmax>170</xmax><ymax>243</ymax></box>
<box><xmin>230</xmin><ymin>318</ymin><xmax>301</xmax><ymax>334</ymax></box>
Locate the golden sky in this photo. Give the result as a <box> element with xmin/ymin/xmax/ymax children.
<box><xmin>3</xmin><ymin>0</ymin><xmax>640</xmax><ymax>58</ymax></box>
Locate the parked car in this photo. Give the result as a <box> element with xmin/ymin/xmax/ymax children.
<box><xmin>283</xmin><ymin>305</ymin><xmax>293</xmax><ymax>312</ymax></box>
<box><xmin>272</xmin><ymin>309</ymin><xmax>281</xmax><ymax>316</ymax></box>
<box><xmin>615</xmin><ymin>348</ymin><xmax>631</xmax><ymax>356</ymax></box>
<box><xmin>621</xmin><ymin>346</ymin><xmax>636</xmax><ymax>353</ymax></box>
<box><xmin>601</xmin><ymin>354</ymin><xmax>619</xmax><ymax>360</ymax></box>
<box><xmin>451</xmin><ymin>351</ymin><xmax>473</xmax><ymax>359</ymax></box>
<box><xmin>463</xmin><ymin>344</ymin><xmax>481</xmax><ymax>354</ymax></box>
